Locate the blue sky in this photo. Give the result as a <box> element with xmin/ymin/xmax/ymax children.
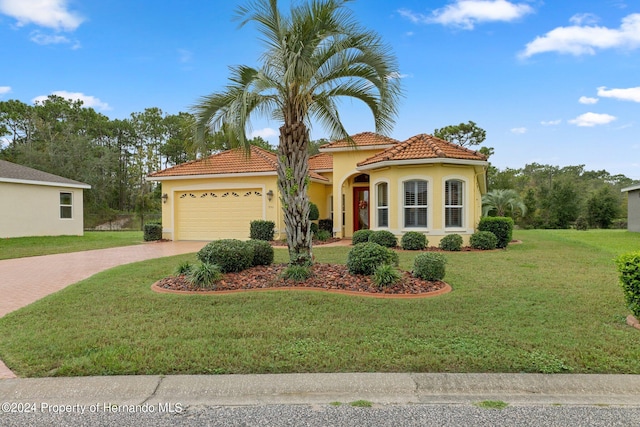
<box><xmin>1</xmin><ymin>0</ymin><xmax>639</xmax><ymax>179</ymax></box>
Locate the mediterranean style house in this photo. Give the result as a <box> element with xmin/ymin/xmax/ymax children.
<box><xmin>147</xmin><ymin>132</ymin><xmax>488</xmax><ymax>245</ymax></box>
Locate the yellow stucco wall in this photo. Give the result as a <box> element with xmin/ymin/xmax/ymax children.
<box><xmin>327</xmin><ymin>148</ymin><xmax>486</xmax><ymax>245</ymax></box>
<box><xmin>0</xmin><ymin>182</ymin><xmax>85</xmax><ymax>238</ymax></box>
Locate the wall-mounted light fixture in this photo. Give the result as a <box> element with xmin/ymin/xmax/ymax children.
<box><xmin>266</xmin><ymin>190</ymin><xmax>274</xmax><ymax>201</ymax></box>
<box><xmin>161</xmin><ymin>193</ymin><xmax>168</xmax><ymax>204</ymax></box>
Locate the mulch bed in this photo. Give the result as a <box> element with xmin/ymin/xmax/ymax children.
<box><xmin>154</xmin><ymin>263</ymin><xmax>447</xmax><ymax>296</ymax></box>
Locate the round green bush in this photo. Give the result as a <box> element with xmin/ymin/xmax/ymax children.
<box><xmin>197</xmin><ymin>239</ymin><xmax>254</xmax><ymax>273</ymax></box>
<box><xmin>309</xmin><ymin>202</ymin><xmax>320</xmax><ymax>221</ymax></box>
<box><xmin>249</xmin><ymin>220</ymin><xmax>275</xmax><ymax>241</ymax></box>
<box><xmin>368</xmin><ymin>230</ymin><xmax>398</xmax><ymax>248</ymax></box>
<box><xmin>439</xmin><ymin>234</ymin><xmax>463</xmax><ymax>251</ymax></box>
<box><xmin>245</xmin><ymin>239</ymin><xmax>274</xmax><ymax>266</ymax></box>
<box><xmin>413</xmin><ymin>253</ymin><xmax>447</xmax><ymax>281</ymax></box>
<box><xmin>352</xmin><ymin>229</ymin><xmax>374</xmax><ymax>245</ymax></box>
<box><xmin>310</xmin><ymin>222</ymin><xmax>319</xmax><ymax>235</ymax></box>
<box><xmin>469</xmin><ymin>231</ymin><xmax>497</xmax><ymax>250</ymax></box>
<box><xmin>401</xmin><ymin>231</ymin><xmax>427</xmax><ymax>250</ymax></box>
<box><xmin>347</xmin><ymin>242</ymin><xmax>398</xmax><ymax>275</ymax></box>
<box><xmin>315</xmin><ymin>229</ymin><xmax>331</xmax><ymax>241</ymax></box>
<box><xmin>478</xmin><ymin>216</ymin><xmax>514</xmax><ymax>249</ymax></box>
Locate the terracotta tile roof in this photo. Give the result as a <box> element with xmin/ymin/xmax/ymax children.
<box><xmin>149</xmin><ymin>145</ymin><xmax>328</xmax><ymax>182</ymax></box>
<box><xmin>0</xmin><ymin>159</ymin><xmax>90</xmax><ymax>188</ymax></box>
<box><xmin>319</xmin><ymin>132</ymin><xmax>400</xmax><ymax>149</ymax></box>
<box><xmin>358</xmin><ymin>134</ymin><xmax>487</xmax><ymax>167</ymax></box>
<box><xmin>309</xmin><ymin>153</ymin><xmax>333</xmax><ymax>170</ymax></box>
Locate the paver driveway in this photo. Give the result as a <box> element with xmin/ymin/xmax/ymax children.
<box><xmin>0</xmin><ymin>241</ymin><xmax>208</xmax><ymax>379</ymax></box>
<box><xmin>0</xmin><ymin>241</ymin><xmax>207</xmax><ymax>318</ymax></box>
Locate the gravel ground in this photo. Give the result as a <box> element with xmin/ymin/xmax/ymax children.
<box><xmin>3</xmin><ymin>404</ymin><xmax>640</xmax><ymax>427</ymax></box>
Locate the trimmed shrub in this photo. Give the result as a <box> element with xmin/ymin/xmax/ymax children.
<box><xmin>369</xmin><ymin>230</ymin><xmax>398</xmax><ymax>248</ymax></box>
<box><xmin>615</xmin><ymin>252</ymin><xmax>640</xmax><ymax>318</ymax></box>
<box><xmin>469</xmin><ymin>231</ymin><xmax>497</xmax><ymax>250</ymax></box>
<box><xmin>401</xmin><ymin>231</ymin><xmax>427</xmax><ymax>250</ymax></box>
<box><xmin>197</xmin><ymin>239</ymin><xmax>254</xmax><ymax>273</ymax></box>
<box><xmin>319</xmin><ymin>218</ymin><xmax>333</xmax><ymax>233</ymax></box>
<box><xmin>143</xmin><ymin>222</ymin><xmax>162</xmax><ymax>241</ymax></box>
<box><xmin>352</xmin><ymin>229</ymin><xmax>374</xmax><ymax>245</ymax></box>
<box><xmin>413</xmin><ymin>253</ymin><xmax>447</xmax><ymax>281</ymax></box>
<box><xmin>315</xmin><ymin>229</ymin><xmax>331</xmax><ymax>241</ymax></box>
<box><xmin>245</xmin><ymin>239</ymin><xmax>274</xmax><ymax>266</ymax></box>
<box><xmin>282</xmin><ymin>265</ymin><xmax>312</xmax><ymax>282</ymax></box>
<box><xmin>373</xmin><ymin>264</ymin><xmax>401</xmax><ymax>288</ymax></box>
<box><xmin>309</xmin><ymin>202</ymin><xmax>320</xmax><ymax>221</ymax></box>
<box><xmin>478</xmin><ymin>216</ymin><xmax>514</xmax><ymax>249</ymax></box>
<box><xmin>439</xmin><ymin>234</ymin><xmax>463</xmax><ymax>251</ymax></box>
<box><xmin>187</xmin><ymin>262</ymin><xmax>222</xmax><ymax>289</ymax></box>
<box><xmin>310</xmin><ymin>222</ymin><xmax>319</xmax><ymax>235</ymax></box>
<box><xmin>347</xmin><ymin>242</ymin><xmax>398</xmax><ymax>275</ymax></box>
<box><xmin>250</xmin><ymin>220</ymin><xmax>275</xmax><ymax>241</ymax></box>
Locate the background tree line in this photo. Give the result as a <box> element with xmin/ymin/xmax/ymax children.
<box><xmin>1</xmin><ymin>100</ymin><xmax>636</xmax><ymax>230</ymax></box>
<box><xmin>0</xmin><ymin>96</ymin><xmax>271</xmax><ymax>228</ymax></box>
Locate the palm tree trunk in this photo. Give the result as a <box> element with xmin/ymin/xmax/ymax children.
<box><xmin>277</xmin><ymin>122</ymin><xmax>312</xmax><ymax>266</ymax></box>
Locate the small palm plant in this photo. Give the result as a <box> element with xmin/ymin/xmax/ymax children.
<box><xmin>482</xmin><ymin>189</ymin><xmax>526</xmax><ymax>217</ymax></box>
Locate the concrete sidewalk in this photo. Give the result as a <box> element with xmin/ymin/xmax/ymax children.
<box><xmin>1</xmin><ymin>373</ymin><xmax>640</xmax><ymax>407</ymax></box>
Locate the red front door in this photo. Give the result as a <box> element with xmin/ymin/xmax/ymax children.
<box><xmin>353</xmin><ymin>187</ymin><xmax>370</xmax><ymax>231</ymax></box>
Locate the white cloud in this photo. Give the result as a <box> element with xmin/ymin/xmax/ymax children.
<box><xmin>569</xmin><ymin>13</ymin><xmax>599</xmax><ymax>26</ymax></box>
<box><xmin>399</xmin><ymin>1</ymin><xmax>533</xmax><ymax>30</ymax></box>
<box><xmin>541</xmin><ymin>119</ymin><xmax>562</xmax><ymax>126</ymax></box>
<box><xmin>511</xmin><ymin>127</ymin><xmax>527</xmax><ymax>134</ymax></box>
<box><xmin>597</xmin><ymin>86</ymin><xmax>640</xmax><ymax>102</ymax></box>
<box><xmin>569</xmin><ymin>112</ymin><xmax>617</xmax><ymax>127</ymax></box>
<box><xmin>250</xmin><ymin>128</ymin><xmax>278</xmax><ymax>139</ymax></box>
<box><xmin>0</xmin><ymin>0</ymin><xmax>84</xmax><ymax>31</ymax></box>
<box><xmin>387</xmin><ymin>71</ymin><xmax>412</xmax><ymax>79</ymax></box>
<box><xmin>0</xmin><ymin>86</ymin><xmax>11</xmax><ymax>95</ymax></box>
<box><xmin>520</xmin><ymin>13</ymin><xmax>640</xmax><ymax>58</ymax></box>
<box><xmin>579</xmin><ymin>96</ymin><xmax>599</xmax><ymax>104</ymax></box>
<box><xmin>32</xmin><ymin>91</ymin><xmax>110</xmax><ymax>111</ymax></box>
<box><xmin>30</xmin><ymin>31</ymin><xmax>70</xmax><ymax>45</ymax></box>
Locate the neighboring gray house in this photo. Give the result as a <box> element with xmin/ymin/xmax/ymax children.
<box><xmin>622</xmin><ymin>184</ymin><xmax>640</xmax><ymax>232</ymax></box>
<box><xmin>0</xmin><ymin>160</ymin><xmax>91</xmax><ymax>238</ymax></box>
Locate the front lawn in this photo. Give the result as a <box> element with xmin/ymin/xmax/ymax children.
<box><xmin>0</xmin><ymin>231</ymin><xmax>144</xmax><ymax>260</ymax></box>
<box><xmin>0</xmin><ymin>230</ymin><xmax>638</xmax><ymax>377</ymax></box>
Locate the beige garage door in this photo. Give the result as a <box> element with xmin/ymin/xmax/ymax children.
<box><xmin>175</xmin><ymin>189</ymin><xmax>263</xmax><ymax>240</ymax></box>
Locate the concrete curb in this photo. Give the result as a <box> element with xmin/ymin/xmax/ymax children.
<box><xmin>1</xmin><ymin>373</ymin><xmax>640</xmax><ymax>407</ymax></box>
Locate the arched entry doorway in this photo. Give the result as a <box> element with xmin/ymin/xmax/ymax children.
<box><xmin>353</xmin><ymin>174</ymin><xmax>370</xmax><ymax>231</ymax></box>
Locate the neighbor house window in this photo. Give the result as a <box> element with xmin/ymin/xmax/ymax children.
<box><xmin>445</xmin><ymin>180</ymin><xmax>463</xmax><ymax>228</ymax></box>
<box><xmin>376</xmin><ymin>182</ymin><xmax>388</xmax><ymax>227</ymax></box>
<box><xmin>60</xmin><ymin>192</ymin><xmax>73</xmax><ymax>219</ymax></box>
<box><xmin>404</xmin><ymin>180</ymin><xmax>428</xmax><ymax>227</ymax></box>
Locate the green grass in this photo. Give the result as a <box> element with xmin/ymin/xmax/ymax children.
<box><xmin>0</xmin><ymin>231</ymin><xmax>144</xmax><ymax>260</ymax></box>
<box><xmin>0</xmin><ymin>229</ymin><xmax>639</xmax><ymax>377</ymax></box>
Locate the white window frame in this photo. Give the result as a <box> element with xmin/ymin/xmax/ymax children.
<box><xmin>373</xmin><ymin>179</ymin><xmax>390</xmax><ymax>229</ymax></box>
<box><xmin>442</xmin><ymin>176</ymin><xmax>469</xmax><ymax>231</ymax></box>
<box><xmin>444</xmin><ymin>179</ymin><xmax>464</xmax><ymax>229</ymax></box>
<box><xmin>401</xmin><ymin>178</ymin><xmax>430</xmax><ymax>230</ymax></box>
<box><xmin>60</xmin><ymin>191</ymin><xmax>73</xmax><ymax>219</ymax></box>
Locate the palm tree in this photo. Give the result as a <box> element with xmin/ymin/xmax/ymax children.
<box><xmin>482</xmin><ymin>189</ymin><xmax>527</xmax><ymax>217</ymax></box>
<box><xmin>192</xmin><ymin>0</ymin><xmax>401</xmax><ymax>266</ymax></box>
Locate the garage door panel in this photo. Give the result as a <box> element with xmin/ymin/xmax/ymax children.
<box><xmin>176</xmin><ymin>189</ymin><xmax>263</xmax><ymax>240</ymax></box>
